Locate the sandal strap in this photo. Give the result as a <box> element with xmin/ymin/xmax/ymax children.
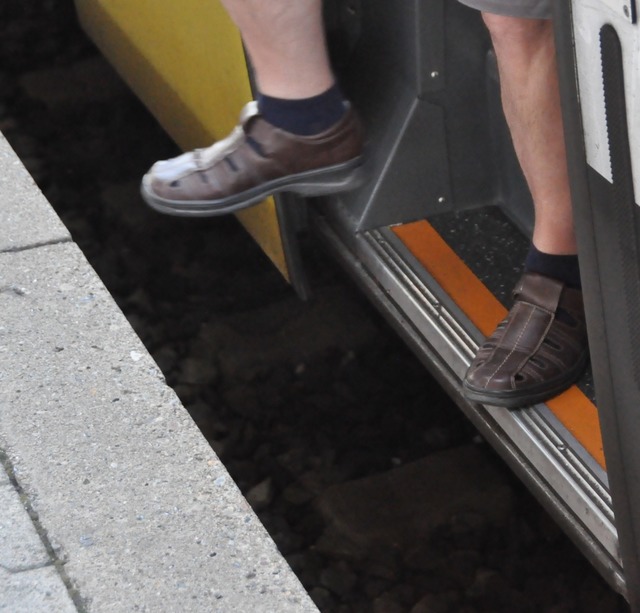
<box><xmin>513</xmin><ymin>272</ymin><xmax>564</xmax><ymax>313</ymax></box>
<box><xmin>513</xmin><ymin>272</ymin><xmax>584</xmax><ymax>322</ymax></box>
<box><xmin>197</xmin><ymin>102</ymin><xmax>260</xmax><ymax>168</ymax></box>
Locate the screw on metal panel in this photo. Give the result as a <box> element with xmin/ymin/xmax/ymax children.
<box><xmin>438</xmin><ymin>196</ymin><xmax>446</xmax><ymax>204</ymax></box>
<box><xmin>430</xmin><ymin>71</ymin><xmax>439</xmax><ymax>78</ymax></box>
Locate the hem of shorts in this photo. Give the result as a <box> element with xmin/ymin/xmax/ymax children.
<box><xmin>457</xmin><ymin>0</ymin><xmax>552</xmax><ymax>20</ymax></box>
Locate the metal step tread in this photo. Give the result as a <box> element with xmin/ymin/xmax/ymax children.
<box><xmin>311</xmin><ymin>205</ymin><xmax>624</xmax><ymax>594</ymax></box>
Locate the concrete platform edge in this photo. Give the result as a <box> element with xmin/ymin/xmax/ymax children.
<box><xmin>0</xmin><ymin>131</ymin><xmax>318</xmax><ymax>612</ymax></box>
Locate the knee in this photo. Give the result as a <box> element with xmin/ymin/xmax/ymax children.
<box><xmin>482</xmin><ymin>13</ymin><xmax>553</xmax><ymax>52</ymax></box>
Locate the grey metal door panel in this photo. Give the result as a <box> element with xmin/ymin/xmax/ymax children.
<box><xmin>555</xmin><ymin>0</ymin><xmax>640</xmax><ymax>606</ymax></box>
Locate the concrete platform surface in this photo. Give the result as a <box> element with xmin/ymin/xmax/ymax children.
<box><xmin>0</xmin><ymin>131</ymin><xmax>317</xmax><ymax>612</ymax></box>
<box><xmin>0</xmin><ymin>132</ymin><xmax>70</xmax><ymax>253</ymax></box>
<box><xmin>0</xmin><ymin>467</ymin><xmax>77</xmax><ymax>613</ymax></box>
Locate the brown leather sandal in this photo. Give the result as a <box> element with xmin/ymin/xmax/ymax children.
<box><xmin>141</xmin><ymin>102</ymin><xmax>364</xmax><ymax>217</ymax></box>
<box><xmin>463</xmin><ymin>273</ymin><xmax>589</xmax><ymax>408</ymax></box>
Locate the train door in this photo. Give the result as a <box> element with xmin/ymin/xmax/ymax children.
<box><xmin>556</xmin><ymin>0</ymin><xmax>640</xmax><ymax>608</ymax></box>
<box><xmin>73</xmin><ymin>0</ymin><xmax>634</xmax><ymax>604</ymax></box>
<box><xmin>312</xmin><ymin>0</ymin><xmax>619</xmax><ymax>599</ymax></box>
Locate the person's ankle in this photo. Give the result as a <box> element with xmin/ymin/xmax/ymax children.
<box><xmin>524</xmin><ymin>244</ymin><xmax>581</xmax><ymax>289</ymax></box>
<box><xmin>257</xmin><ymin>83</ymin><xmax>347</xmax><ymax>136</ymax></box>
<box><xmin>524</xmin><ymin>244</ymin><xmax>581</xmax><ymax>324</ymax></box>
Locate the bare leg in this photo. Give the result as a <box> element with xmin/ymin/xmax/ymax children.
<box><xmin>463</xmin><ymin>15</ymin><xmax>588</xmax><ymax>408</ymax></box>
<box><xmin>142</xmin><ymin>0</ymin><xmax>363</xmax><ymax>215</ymax></box>
<box><xmin>221</xmin><ymin>0</ymin><xmax>334</xmax><ymax>99</ymax></box>
<box><xmin>482</xmin><ymin>14</ymin><xmax>576</xmax><ymax>255</ymax></box>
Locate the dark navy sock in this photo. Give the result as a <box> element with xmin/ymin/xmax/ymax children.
<box><xmin>524</xmin><ymin>244</ymin><xmax>581</xmax><ymax>289</ymax></box>
<box><xmin>257</xmin><ymin>84</ymin><xmax>347</xmax><ymax>136</ymax></box>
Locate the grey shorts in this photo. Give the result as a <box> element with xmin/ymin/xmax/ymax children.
<box><xmin>457</xmin><ymin>0</ymin><xmax>552</xmax><ymax>19</ymax></box>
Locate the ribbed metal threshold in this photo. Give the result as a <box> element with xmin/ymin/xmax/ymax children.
<box><xmin>312</xmin><ymin>212</ymin><xmax>625</xmax><ymax>597</ymax></box>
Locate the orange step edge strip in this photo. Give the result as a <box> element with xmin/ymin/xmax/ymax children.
<box><xmin>392</xmin><ymin>220</ymin><xmax>606</xmax><ymax>470</ymax></box>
